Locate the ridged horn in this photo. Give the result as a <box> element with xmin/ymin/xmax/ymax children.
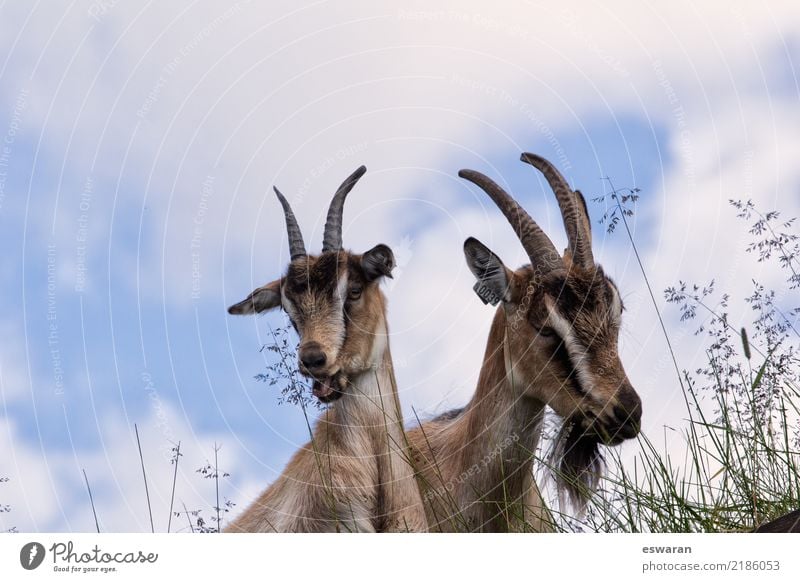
<box><xmin>520</xmin><ymin>153</ymin><xmax>594</xmax><ymax>268</ymax></box>
<box><xmin>273</xmin><ymin>186</ymin><xmax>306</xmax><ymax>261</ymax></box>
<box><xmin>458</xmin><ymin>169</ymin><xmax>561</xmax><ymax>271</ymax></box>
<box><xmin>321</xmin><ymin>165</ymin><xmax>367</xmax><ymax>253</ymax></box>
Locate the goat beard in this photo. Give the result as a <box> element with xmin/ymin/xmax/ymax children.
<box><xmin>551</xmin><ymin>418</ymin><xmax>604</xmax><ymax>511</ymax></box>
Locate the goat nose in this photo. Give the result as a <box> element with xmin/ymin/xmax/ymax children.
<box><xmin>614</xmin><ymin>400</ymin><xmax>641</xmax><ymax>424</ymax></box>
<box><xmin>613</xmin><ymin>392</ymin><xmax>642</xmax><ymax>438</ymax></box>
<box><xmin>300</xmin><ymin>345</ymin><xmax>327</xmax><ymax>370</ymax></box>
<box><xmin>616</xmin><ymin>384</ymin><xmax>642</xmax><ymax>416</ymax></box>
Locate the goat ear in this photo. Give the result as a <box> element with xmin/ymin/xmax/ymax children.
<box><xmin>463</xmin><ymin>237</ymin><xmax>514</xmax><ymax>305</ymax></box>
<box><xmin>361</xmin><ymin>244</ymin><xmax>395</xmax><ymax>282</ymax></box>
<box><xmin>228</xmin><ymin>278</ymin><xmax>282</xmax><ymax>315</ymax></box>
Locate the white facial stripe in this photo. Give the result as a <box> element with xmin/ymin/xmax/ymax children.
<box><xmin>334</xmin><ymin>271</ymin><xmax>348</xmax><ymax>346</ymax></box>
<box><xmin>544</xmin><ymin>297</ymin><xmax>594</xmax><ymax>397</ymax></box>
<box><xmin>335</xmin><ymin>271</ymin><xmax>348</xmax><ymax>306</ymax></box>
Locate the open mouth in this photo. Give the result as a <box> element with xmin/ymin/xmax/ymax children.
<box><xmin>311</xmin><ymin>373</ymin><xmax>345</xmax><ymax>403</ymax></box>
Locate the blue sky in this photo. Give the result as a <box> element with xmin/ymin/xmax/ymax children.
<box><xmin>1</xmin><ymin>0</ymin><xmax>799</xmax><ymax>532</ymax></box>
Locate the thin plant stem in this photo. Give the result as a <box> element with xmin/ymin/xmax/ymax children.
<box><xmin>181</xmin><ymin>501</ymin><xmax>194</xmax><ymax>533</ymax></box>
<box><xmin>135</xmin><ymin>424</ymin><xmax>154</xmax><ymax>533</ymax></box>
<box><xmin>167</xmin><ymin>441</ymin><xmax>181</xmax><ymax>533</ymax></box>
<box><xmin>214</xmin><ymin>444</ymin><xmax>221</xmax><ymax>532</ymax></box>
<box><xmin>82</xmin><ymin>469</ymin><xmax>100</xmax><ymax>533</ymax></box>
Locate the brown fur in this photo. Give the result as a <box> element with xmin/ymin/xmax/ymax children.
<box><xmin>227</xmin><ymin>251</ymin><xmax>427</xmax><ymax>532</ymax></box>
<box><xmin>408</xmin><ymin>262</ymin><xmax>641</xmax><ymax>531</ymax></box>
<box><xmin>408</xmin><ymin>157</ymin><xmax>641</xmax><ymax>531</ymax></box>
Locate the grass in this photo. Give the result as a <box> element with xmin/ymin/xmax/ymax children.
<box><xmin>1</xmin><ymin>431</ymin><xmax>234</xmax><ymax>533</ymax></box>
<box><xmin>194</xmin><ymin>443</ymin><xmax>235</xmax><ymax>533</ymax></box>
<box><xmin>6</xmin><ymin>186</ymin><xmax>794</xmax><ymax>535</ymax></box>
<box><xmin>243</xmin><ymin>189</ymin><xmax>799</xmax><ymax>533</ymax></box>
<box><xmin>541</xmin><ymin>192</ymin><xmax>800</xmax><ymax>533</ymax></box>
<box><xmin>552</xmin><ymin>349</ymin><xmax>800</xmax><ymax>532</ymax></box>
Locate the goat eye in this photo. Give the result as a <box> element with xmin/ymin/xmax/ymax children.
<box><xmin>348</xmin><ymin>287</ymin><xmax>362</xmax><ymax>301</ymax></box>
<box><xmin>537</xmin><ymin>326</ymin><xmax>556</xmax><ymax>338</ymax></box>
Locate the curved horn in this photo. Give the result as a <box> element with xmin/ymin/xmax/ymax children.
<box><xmin>322</xmin><ymin>165</ymin><xmax>367</xmax><ymax>253</ymax></box>
<box><xmin>520</xmin><ymin>153</ymin><xmax>594</xmax><ymax>268</ymax></box>
<box><xmin>458</xmin><ymin>169</ymin><xmax>561</xmax><ymax>271</ymax></box>
<box><xmin>273</xmin><ymin>186</ymin><xmax>307</xmax><ymax>261</ymax></box>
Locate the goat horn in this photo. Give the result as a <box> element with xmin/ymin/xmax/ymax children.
<box><xmin>458</xmin><ymin>169</ymin><xmax>561</xmax><ymax>271</ymax></box>
<box><xmin>273</xmin><ymin>186</ymin><xmax>307</xmax><ymax>261</ymax></box>
<box><xmin>322</xmin><ymin>165</ymin><xmax>367</xmax><ymax>253</ymax></box>
<box><xmin>520</xmin><ymin>153</ymin><xmax>594</xmax><ymax>268</ymax></box>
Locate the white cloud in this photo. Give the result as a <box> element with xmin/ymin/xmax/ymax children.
<box><xmin>0</xmin><ymin>324</ymin><xmax>30</xmax><ymax>404</ymax></box>
<box><xmin>2</xmin><ymin>0</ymin><xmax>798</xmax><ymax>305</ymax></box>
<box><xmin>604</xmin><ymin>95</ymin><xmax>800</xmax><ymax>442</ymax></box>
<box><xmin>2</xmin><ymin>0</ymin><xmax>799</xmax><ymax>530</ymax></box>
<box><xmin>0</xmin><ymin>403</ymin><xmax>268</xmax><ymax>533</ymax></box>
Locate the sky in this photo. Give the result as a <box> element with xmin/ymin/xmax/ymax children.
<box><xmin>0</xmin><ymin>0</ymin><xmax>798</xmax><ymax>532</ymax></box>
